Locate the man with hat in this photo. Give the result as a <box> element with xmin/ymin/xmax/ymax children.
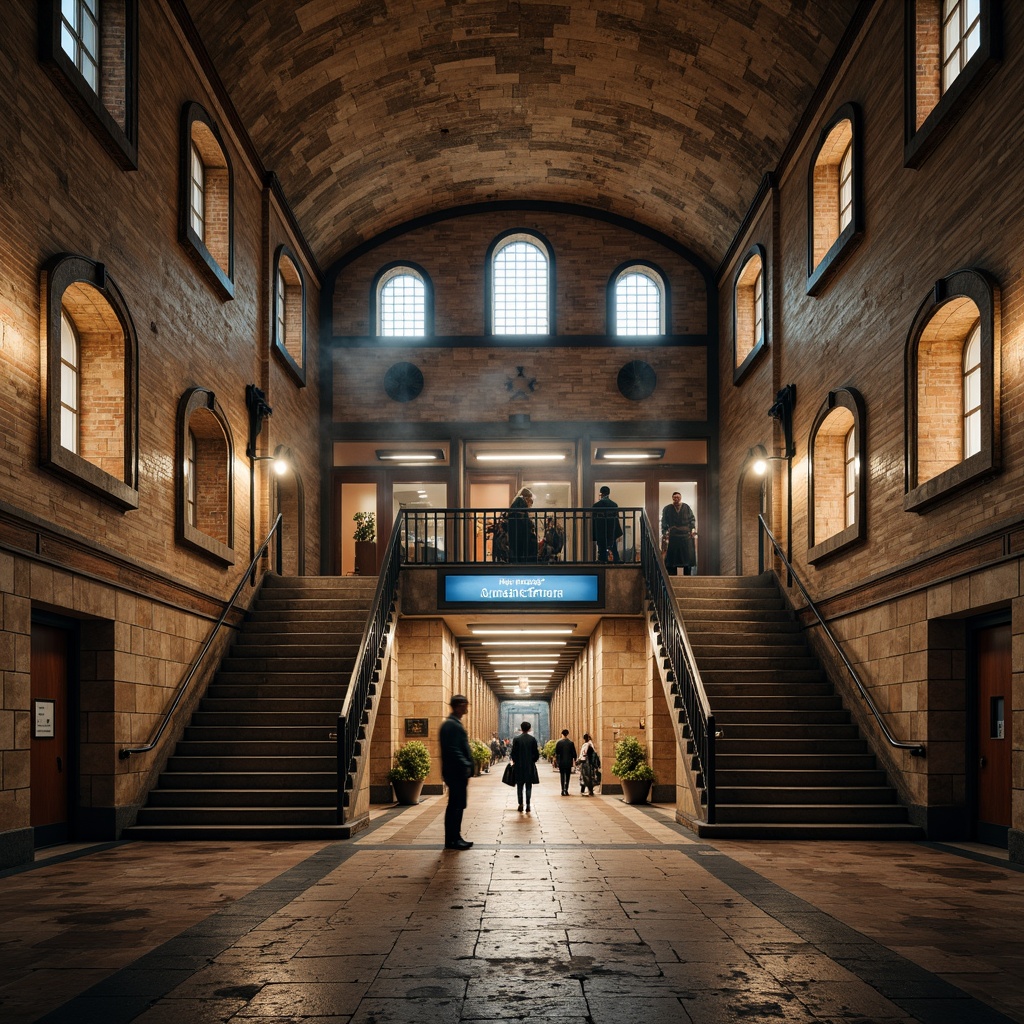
<box><xmin>592</xmin><ymin>485</ymin><xmax>623</xmax><ymax>563</ymax></box>
<box><xmin>439</xmin><ymin>694</ymin><xmax>475</xmax><ymax>850</ymax></box>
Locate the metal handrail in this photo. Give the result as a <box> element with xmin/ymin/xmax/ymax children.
<box><xmin>637</xmin><ymin>510</ymin><xmax>717</xmax><ymax>822</ymax></box>
<box><xmin>758</xmin><ymin>514</ymin><xmax>925</xmax><ymax>758</ymax></box>
<box><xmin>337</xmin><ymin>511</ymin><xmax>405</xmax><ymax>822</ymax></box>
<box><xmin>119</xmin><ymin>514</ymin><xmax>283</xmax><ymax>760</ymax></box>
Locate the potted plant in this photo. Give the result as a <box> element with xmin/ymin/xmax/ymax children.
<box><xmin>353</xmin><ymin>511</ymin><xmax>376</xmax><ymax>575</ymax></box>
<box><xmin>388</xmin><ymin>740</ymin><xmax>431</xmax><ymax>805</ymax></box>
<box><xmin>611</xmin><ymin>735</ymin><xmax>655</xmax><ymax>804</ymax></box>
<box><xmin>470</xmin><ymin>739</ymin><xmax>491</xmax><ymax>776</ymax></box>
<box><xmin>541</xmin><ymin>738</ymin><xmax>558</xmax><ymax>769</ymax></box>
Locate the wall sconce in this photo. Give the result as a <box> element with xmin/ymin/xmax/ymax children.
<box><xmin>768</xmin><ymin>383</ymin><xmax>796</xmax><ymax>458</ymax></box>
<box><xmin>245</xmin><ymin>384</ymin><xmax>272</xmax><ymax>458</ymax></box>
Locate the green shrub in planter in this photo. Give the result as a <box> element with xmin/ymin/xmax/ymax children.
<box><xmin>387</xmin><ymin>740</ymin><xmax>431</xmax><ymax>782</ymax></box>
<box><xmin>541</xmin><ymin>739</ymin><xmax>557</xmax><ymax>760</ymax></box>
<box><xmin>470</xmin><ymin>739</ymin><xmax>491</xmax><ymax>767</ymax></box>
<box><xmin>611</xmin><ymin>734</ymin><xmax>655</xmax><ymax>783</ymax></box>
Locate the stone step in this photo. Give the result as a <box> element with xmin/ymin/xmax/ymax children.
<box><xmin>122</xmin><ymin>823</ymin><xmax>359</xmax><ymax>841</ymax></box>
<box><xmin>219</xmin><ymin>657</ymin><xmax>358</xmax><ymax>673</ymax></box>
<box><xmin>171</xmin><ymin>739</ymin><xmax>336</xmax><ymax>757</ymax></box>
<box><xmin>158</xmin><ymin>772</ymin><xmax>338</xmax><ymax>789</ymax></box>
<box><xmin>716</xmin><ymin>768</ymin><xmax>887</xmax><ymax>787</ymax></box>
<box><xmin>701</xmin><ymin>668</ymin><xmax>827</xmax><ymax>684</ymax></box>
<box><xmin>199</xmin><ymin>698</ymin><xmax>341</xmax><ymax>714</ymax></box>
<box><xmin>207</xmin><ymin>682</ymin><xmax>348</xmax><ymax>699</ymax></box>
<box><xmin>183</xmin><ymin>724</ymin><xmax>335</xmax><ymax>741</ymax></box>
<box><xmin>146</xmin><ymin>788</ymin><xmax>337</xmax><ymax>808</ymax></box>
<box><xmin>716</xmin><ymin>737</ymin><xmax>867</xmax><ymax>754</ymax></box>
<box><xmin>676</xmin><ymin>608</ymin><xmax>797</xmax><ymax>625</ymax></box>
<box><xmin>166</xmin><ymin>754</ymin><xmax>337</xmax><ymax>773</ymax></box>
<box><xmin>687</xmin><ymin>653</ymin><xmax>821</xmax><ymax>672</ymax></box>
<box><xmin>134</xmin><ymin>805</ymin><xmax>339</xmax><ymax>826</ymax></box>
<box><xmin>713</xmin><ymin>709</ymin><xmax>851</xmax><ymax>726</ymax></box>
<box><xmin>715</xmin><ymin>786</ymin><xmax>896</xmax><ymax>805</ymax></box>
<box><xmin>248</xmin><ymin>609</ymin><xmax>373</xmax><ymax>622</ymax></box>
<box><xmin>714</xmin><ymin>752</ymin><xmax>878</xmax><ymax>771</ymax></box>
<box><xmin>709</xmin><ymin>694</ymin><xmax>844</xmax><ymax>712</ymax></box>
<box><xmin>688</xmin><ymin>629</ymin><xmax>803</xmax><ymax>645</ymax></box>
<box><xmin>232</xmin><ymin>632</ymin><xmax>364</xmax><ymax>647</ymax></box>
<box><xmin>703</xmin><ymin>681</ymin><xmax>834</xmax><ymax>698</ymax></box>
<box><xmin>695</xmin><ymin>822</ymin><xmax>925</xmax><ymax>841</ymax></box>
<box><xmin>713</xmin><ymin>803</ymin><xmax>910</xmax><ymax>824</ymax></box>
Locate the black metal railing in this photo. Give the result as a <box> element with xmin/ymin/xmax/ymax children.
<box><xmin>397</xmin><ymin>506</ymin><xmax>645</xmax><ymax>565</ymax></box>
<box><xmin>758</xmin><ymin>514</ymin><xmax>926</xmax><ymax>758</ymax></box>
<box><xmin>637</xmin><ymin>510</ymin><xmax>717</xmax><ymax>821</ymax></box>
<box><xmin>337</xmin><ymin>513</ymin><xmax>404</xmax><ymax>822</ymax></box>
<box><xmin>119</xmin><ymin>514</ymin><xmax>283</xmax><ymax>760</ymax></box>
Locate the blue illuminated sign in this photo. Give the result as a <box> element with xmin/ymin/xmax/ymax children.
<box><xmin>443</xmin><ymin>573</ymin><xmax>599</xmax><ymax>605</ymax></box>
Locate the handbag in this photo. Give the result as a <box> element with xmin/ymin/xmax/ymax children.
<box><xmin>501</xmin><ymin>762</ymin><xmax>515</xmax><ymax>786</ymax></box>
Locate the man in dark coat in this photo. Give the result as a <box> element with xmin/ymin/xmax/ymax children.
<box><xmin>592</xmin><ymin>485</ymin><xmax>623</xmax><ymax>563</ymax></box>
<box><xmin>439</xmin><ymin>694</ymin><xmax>474</xmax><ymax>849</ymax></box>
<box><xmin>661</xmin><ymin>491</ymin><xmax>696</xmax><ymax>575</ymax></box>
<box><xmin>510</xmin><ymin>721</ymin><xmax>540</xmax><ymax>812</ymax></box>
<box><xmin>554</xmin><ymin>729</ymin><xmax>578</xmax><ymax>796</ymax></box>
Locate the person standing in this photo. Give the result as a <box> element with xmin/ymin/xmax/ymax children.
<box><xmin>439</xmin><ymin>694</ymin><xmax>474</xmax><ymax>850</ymax></box>
<box><xmin>507</xmin><ymin>487</ymin><xmax>537</xmax><ymax>561</ymax></box>
<box><xmin>577</xmin><ymin>732</ymin><xmax>600</xmax><ymax>796</ymax></box>
<box><xmin>592</xmin><ymin>485</ymin><xmax>623</xmax><ymax>563</ymax></box>
<box><xmin>510</xmin><ymin>721</ymin><xmax>540</xmax><ymax>812</ymax></box>
<box><xmin>661</xmin><ymin>491</ymin><xmax>697</xmax><ymax>575</ymax></box>
<box><xmin>554</xmin><ymin>729</ymin><xmax>578</xmax><ymax>796</ymax></box>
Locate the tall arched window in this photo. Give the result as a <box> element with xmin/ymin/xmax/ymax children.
<box><xmin>905</xmin><ymin>269</ymin><xmax>999</xmax><ymax>512</ymax></box>
<box><xmin>733</xmin><ymin>245</ymin><xmax>767</xmax><ymax>381</ymax></box>
<box><xmin>179</xmin><ymin>102</ymin><xmax>234</xmax><ymax>299</ymax></box>
<box><xmin>807</xmin><ymin>104</ymin><xmax>862</xmax><ymax>295</ymax></box>
<box><xmin>59</xmin><ymin>311</ymin><xmax>81</xmax><ymax>454</ymax></box>
<box><xmin>962</xmin><ymin>322</ymin><xmax>982</xmax><ymax>460</ymax></box>
<box><xmin>612</xmin><ymin>265</ymin><xmax>665</xmax><ymax>336</ymax></box>
<box><xmin>42</xmin><ymin>254</ymin><xmax>139</xmax><ymax>510</ymax></box>
<box><xmin>491</xmin><ymin>234</ymin><xmax>550</xmax><ymax>335</ymax></box>
<box><xmin>808</xmin><ymin>387</ymin><xmax>866</xmax><ymax>563</ymax></box>
<box><xmin>378</xmin><ymin>268</ymin><xmax>426</xmax><ymax>337</ymax></box>
<box><xmin>272</xmin><ymin>246</ymin><xmax>306</xmax><ymax>385</ymax></box>
<box><xmin>943</xmin><ymin>0</ymin><xmax>983</xmax><ymax>92</ymax></box>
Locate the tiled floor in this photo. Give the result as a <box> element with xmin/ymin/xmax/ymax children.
<box><xmin>2</xmin><ymin>770</ymin><xmax>1023</xmax><ymax>1023</ymax></box>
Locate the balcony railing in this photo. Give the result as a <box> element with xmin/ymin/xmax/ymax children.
<box><xmin>395</xmin><ymin>505</ymin><xmax>645</xmax><ymax>565</ymax></box>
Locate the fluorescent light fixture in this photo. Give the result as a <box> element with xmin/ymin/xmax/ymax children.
<box><xmin>376</xmin><ymin>449</ymin><xmax>445</xmax><ymax>462</ymax></box>
<box><xmin>595</xmin><ymin>447</ymin><xmax>665</xmax><ymax>462</ymax></box>
<box><xmin>475</xmin><ymin>452</ymin><xmax>566</xmax><ymax>462</ymax></box>
<box><xmin>488</xmin><ymin>658</ymin><xmax>559</xmax><ymax>664</ymax></box>
<box><xmin>481</xmin><ymin>640</ymin><xmax>566</xmax><ymax>647</ymax></box>
<box><xmin>469</xmin><ymin>626</ymin><xmax>573</xmax><ymax>635</ymax></box>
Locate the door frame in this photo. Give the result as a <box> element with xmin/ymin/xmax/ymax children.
<box><xmin>966</xmin><ymin>609</ymin><xmax>1012</xmax><ymax>848</ymax></box>
<box><xmin>30</xmin><ymin>612</ymin><xmax>80</xmax><ymax>848</ymax></box>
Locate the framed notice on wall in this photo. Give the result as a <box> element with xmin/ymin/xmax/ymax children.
<box><xmin>33</xmin><ymin>699</ymin><xmax>55</xmax><ymax>739</ymax></box>
<box><xmin>405</xmin><ymin>718</ymin><xmax>428</xmax><ymax>737</ymax></box>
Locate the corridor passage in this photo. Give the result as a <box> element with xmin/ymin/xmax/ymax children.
<box><xmin>2</xmin><ymin>770</ymin><xmax>1023</xmax><ymax>1024</ymax></box>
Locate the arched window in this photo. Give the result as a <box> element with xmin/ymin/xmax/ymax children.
<box><xmin>962</xmin><ymin>323</ymin><xmax>981</xmax><ymax>459</ymax></box>
<box><xmin>808</xmin><ymin>388</ymin><xmax>865</xmax><ymax>563</ymax></box>
<box><xmin>905</xmin><ymin>269</ymin><xmax>999</xmax><ymax>512</ymax></box>
<box><xmin>490</xmin><ymin>233</ymin><xmax>550</xmax><ymax>335</ymax></box>
<box><xmin>378</xmin><ymin>267</ymin><xmax>426</xmax><ymax>337</ymax></box>
<box><xmin>272</xmin><ymin>246</ymin><xmax>306</xmax><ymax>385</ymax></box>
<box><xmin>177</xmin><ymin>388</ymin><xmax>235</xmax><ymax>564</ymax></box>
<box><xmin>942</xmin><ymin>0</ymin><xmax>983</xmax><ymax>93</ymax></box>
<box><xmin>807</xmin><ymin>104</ymin><xmax>862</xmax><ymax>295</ymax></box>
<box><xmin>733</xmin><ymin>246</ymin><xmax>767</xmax><ymax>380</ymax></box>
<box><xmin>39</xmin><ymin>0</ymin><xmax>138</xmax><ymax>168</ymax></box>
<box><xmin>59</xmin><ymin>311</ymin><xmax>81</xmax><ymax>454</ymax></box>
<box><xmin>41</xmin><ymin>255</ymin><xmax>139</xmax><ymax>509</ymax></box>
<box><xmin>179</xmin><ymin>103</ymin><xmax>234</xmax><ymax>299</ymax></box>
<box><xmin>612</xmin><ymin>265</ymin><xmax>665</xmax><ymax>336</ymax></box>
<box><xmin>905</xmin><ymin>0</ymin><xmax>999</xmax><ymax>168</ymax></box>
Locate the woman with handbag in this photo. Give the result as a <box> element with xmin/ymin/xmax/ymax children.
<box><xmin>577</xmin><ymin>733</ymin><xmax>600</xmax><ymax>796</ymax></box>
<box><xmin>510</xmin><ymin>721</ymin><xmax>540</xmax><ymax>812</ymax></box>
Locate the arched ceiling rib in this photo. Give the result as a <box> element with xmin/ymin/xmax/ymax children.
<box><xmin>184</xmin><ymin>0</ymin><xmax>861</xmax><ymax>269</ymax></box>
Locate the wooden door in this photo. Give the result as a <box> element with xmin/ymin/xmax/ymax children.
<box><xmin>30</xmin><ymin>623</ymin><xmax>72</xmax><ymax>844</ymax></box>
<box><xmin>976</xmin><ymin>622</ymin><xmax>1011</xmax><ymax>834</ymax></box>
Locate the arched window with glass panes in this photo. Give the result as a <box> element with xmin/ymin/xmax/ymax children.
<box><xmin>490</xmin><ymin>234</ymin><xmax>550</xmax><ymax>335</ymax></box>
<box><xmin>612</xmin><ymin>265</ymin><xmax>666</xmax><ymax>336</ymax></box>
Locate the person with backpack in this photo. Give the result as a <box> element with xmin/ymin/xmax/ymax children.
<box><xmin>577</xmin><ymin>732</ymin><xmax>601</xmax><ymax>796</ymax></box>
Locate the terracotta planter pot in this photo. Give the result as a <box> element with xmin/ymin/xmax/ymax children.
<box><xmin>391</xmin><ymin>779</ymin><xmax>424</xmax><ymax>805</ymax></box>
<box><xmin>620</xmin><ymin>778</ymin><xmax>653</xmax><ymax>804</ymax></box>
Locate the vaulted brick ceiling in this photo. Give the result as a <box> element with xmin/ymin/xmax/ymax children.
<box><xmin>184</xmin><ymin>0</ymin><xmax>861</xmax><ymax>270</ymax></box>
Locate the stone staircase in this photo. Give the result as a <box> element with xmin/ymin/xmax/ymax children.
<box><xmin>124</xmin><ymin>575</ymin><xmax>379</xmax><ymax>840</ymax></box>
<box><xmin>673</xmin><ymin>573</ymin><xmax>923</xmax><ymax>840</ymax></box>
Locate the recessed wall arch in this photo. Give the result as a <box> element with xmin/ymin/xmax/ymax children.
<box><xmin>736</xmin><ymin>445</ymin><xmax>772</xmax><ymax>576</ymax></box>
<box><xmin>177</xmin><ymin>387</ymin><xmax>235</xmax><ymax>565</ymax></box>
